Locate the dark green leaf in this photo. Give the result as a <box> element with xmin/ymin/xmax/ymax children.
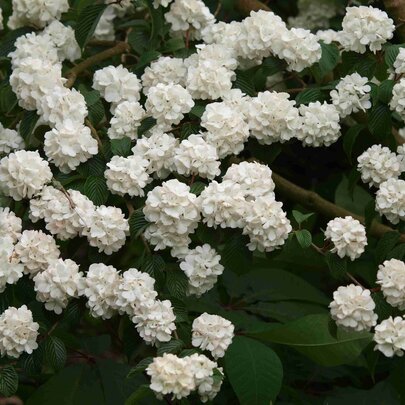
<box><xmin>375</xmin><ymin>231</ymin><xmax>400</xmax><ymax>263</ymax></box>
<box><xmin>19</xmin><ymin>110</ymin><xmax>40</xmax><ymax>143</ymax></box>
<box><xmin>368</xmin><ymin>103</ymin><xmax>392</xmax><ymax>138</ymax></box>
<box><xmin>166</xmin><ymin>270</ymin><xmax>188</xmax><ymax>299</ymax></box>
<box><xmin>190</xmin><ymin>181</ymin><xmax>206</xmax><ymax>196</ymax></box>
<box><xmin>156</xmin><ymin>339</ymin><xmax>184</xmax><ymax>356</ymax></box>
<box><xmin>295</xmin><ymin>229</ymin><xmax>312</xmax><ymax>249</ymax></box>
<box><xmin>325</xmin><ymin>252</ymin><xmax>347</xmax><ymax>280</ymax></box>
<box><xmin>295</xmin><ymin>88</ymin><xmax>325</xmax><ymax>105</ymax></box>
<box><xmin>249</xmin><ymin>314</ymin><xmax>372</xmax><ymax>366</ymax></box>
<box><xmin>110</xmin><ymin>137</ymin><xmax>132</xmax><ymax>157</ymax></box>
<box><xmin>75</xmin><ymin>4</ymin><xmax>108</xmax><ymax>50</ymax></box>
<box><xmin>0</xmin><ymin>27</ymin><xmax>33</xmax><ymax>58</ymax></box>
<box><xmin>127</xmin><ymin>357</ymin><xmax>153</xmax><ymax>378</ymax></box>
<box><xmin>189</xmin><ymin>104</ymin><xmax>206</xmax><ymax>119</ymax></box>
<box><xmin>225</xmin><ymin>336</ymin><xmax>283</xmax><ymax>405</ymax></box>
<box><xmin>162</xmin><ymin>37</ymin><xmax>185</xmax><ymax>53</ymax></box>
<box><xmin>84</xmin><ymin>175</ymin><xmax>109</xmax><ymax>205</ymax></box>
<box><xmin>138</xmin><ymin>116</ymin><xmax>156</xmax><ymax>137</ymax></box>
<box><xmin>384</xmin><ymin>44</ymin><xmax>404</xmax><ymax>68</ymax></box>
<box><xmin>343</xmin><ymin>124</ymin><xmax>365</xmax><ymax>163</ymax></box>
<box><xmin>386</xmin><ymin>244</ymin><xmax>405</xmax><ymax>260</ymax></box>
<box><xmin>0</xmin><ymin>82</ymin><xmax>17</xmax><ymax>114</ymax></box>
<box><xmin>313</xmin><ymin>42</ymin><xmax>340</xmax><ymax>78</ymax></box>
<box><xmin>221</xmin><ymin>234</ymin><xmax>252</xmax><ymax>275</ymax></box>
<box><xmin>378</xmin><ymin>80</ymin><xmax>394</xmax><ymax>104</ymax></box>
<box><xmin>125</xmin><ymin>385</ymin><xmax>157</xmax><ymax>405</ymax></box>
<box><xmin>0</xmin><ymin>366</ymin><xmax>18</xmax><ymax>397</ymax></box>
<box><xmin>134</xmin><ymin>50</ymin><xmax>161</xmax><ymax>72</ymax></box>
<box><xmin>44</xmin><ymin>336</ymin><xmax>67</xmax><ymax>370</ymax></box>
<box><xmin>292</xmin><ymin>210</ymin><xmax>314</xmax><ymax>226</ymax></box>
<box><xmin>140</xmin><ymin>255</ymin><xmax>165</xmax><ymax>288</ymax></box>
<box><xmin>129</xmin><ymin>209</ymin><xmax>149</xmax><ymax>238</ymax></box>
<box><xmin>233</xmin><ymin>70</ymin><xmax>256</xmax><ymax>96</ymax></box>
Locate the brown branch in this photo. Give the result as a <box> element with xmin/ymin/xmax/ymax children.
<box><xmin>383</xmin><ymin>0</ymin><xmax>405</xmax><ymax>41</ymax></box>
<box><xmin>65</xmin><ymin>42</ymin><xmax>130</xmax><ymax>88</ymax></box>
<box><xmin>85</xmin><ymin>118</ymin><xmax>103</xmax><ymax>149</ymax></box>
<box><xmin>273</xmin><ymin>172</ymin><xmax>405</xmax><ymax>243</ymax></box>
<box><xmin>236</xmin><ymin>0</ymin><xmax>270</xmax><ymax>14</ymax></box>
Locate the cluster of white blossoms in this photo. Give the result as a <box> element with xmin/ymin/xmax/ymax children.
<box><xmin>0</xmin><ymin>123</ymin><xmax>24</xmax><ymax>155</ymax></box>
<box><xmin>192</xmin><ymin>313</ymin><xmax>234</xmax><ymax>359</ymax></box>
<box><xmin>330</xmin><ymin>73</ymin><xmax>372</xmax><ymax>118</ymax></box>
<box><xmin>146</xmin><ymin>353</ymin><xmax>223</xmax><ymax>402</ymax></box>
<box><xmin>357</xmin><ymin>145</ymin><xmax>405</xmax><ymax>188</ymax></box>
<box><xmin>179</xmin><ymin>244</ymin><xmax>224</xmax><ymax>296</ymax></box>
<box><xmin>0</xmin><ymin>237</ymin><xmax>24</xmax><ymax>293</ymax></box>
<box><xmin>377</xmin><ymin>259</ymin><xmax>405</xmax><ymax>310</ymax></box>
<box><xmin>0</xmin><ymin>305</ymin><xmax>39</xmax><ymax>358</ymax></box>
<box><xmin>0</xmin><ymin>208</ymin><xmax>22</xmax><ymax>243</ymax></box>
<box><xmin>329</xmin><ymin>284</ymin><xmax>377</xmax><ymax>332</ymax></box>
<box><xmin>375</xmin><ymin>178</ymin><xmax>405</xmax><ymax>224</ymax></box>
<box><xmin>390</xmin><ymin>78</ymin><xmax>405</xmax><ymax>120</ymax></box>
<box><xmin>325</xmin><ymin>216</ymin><xmax>367</xmax><ymax>261</ymax></box>
<box><xmin>374</xmin><ymin>316</ymin><xmax>405</xmax><ymax>357</ymax></box>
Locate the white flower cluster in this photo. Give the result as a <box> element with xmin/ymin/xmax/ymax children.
<box><xmin>82</xmin><ymin>263</ymin><xmax>176</xmax><ymax>345</ymax></box>
<box><xmin>393</xmin><ymin>48</ymin><xmax>405</xmax><ymax>75</ymax></box>
<box><xmin>0</xmin><ymin>305</ymin><xmax>39</xmax><ymax>358</ymax></box>
<box><xmin>0</xmin><ymin>123</ymin><xmax>24</xmax><ymax>155</ymax></box>
<box><xmin>0</xmin><ymin>208</ymin><xmax>22</xmax><ymax>243</ymax></box>
<box><xmin>329</xmin><ymin>284</ymin><xmax>377</xmax><ymax>332</ymax></box>
<box><xmin>179</xmin><ymin>244</ymin><xmax>224</xmax><ymax>296</ymax></box>
<box><xmin>147</xmin><ymin>353</ymin><xmax>223</xmax><ymax>402</ymax></box>
<box><xmin>324</xmin><ymin>216</ymin><xmax>367</xmax><ymax>261</ymax></box>
<box><xmin>357</xmin><ymin>145</ymin><xmax>404</xmax><ymax>188</ymax></box>
<box><xmin>143</xmin><ymin>179</ymin><xmax>201</xmax><ymax>253</ymax></box>
<box><xmin>0</xmin><ymin>237</ymin><xmax>24</xmax><ymax>293</ymax></box>
<box><xmin>377</xmin><ymin>259</ymin><xmax>405</xmax><ymax>310</ymax></box>
<box><xmin>107</xmin><ymin>101</ymin><xmax>145</xmax><ymax>140</ymax></box>
<box><xmin>375</xmin><ymin>178</ymin><xmax>405</xmax><ymax>224</ymax></box>
<box><xmin>390</xmin><ymin>78</ymin><xmax>405</xmax><ymax>120</ymax></box>
<box><xmin>374</xmin><ymin>316</ymin><xmax>405</xmax><ymax>357</ymax></box>
<box><xmin>192</xmin><ymin>313</ymin><xmax>234</xmax><ymax>359</ymax></box>
<box><xmin>339</xmin><ymin>6</ymin><xmax>395</xmax><ymax>53</ymax></box>
<box><xmin>330</xmin><ymin>73</ymin><xmax>372</xmax><ymax>118</ymax></box>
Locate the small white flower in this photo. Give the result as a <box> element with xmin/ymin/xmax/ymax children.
<box><xmin>324</xmin><ymin>216</ymin><xmax>367</xmax><ymax>261</ymax></box>
<box><xmin>0</xmin><ymin>124</ymin><xmax>24</xmax><ymax>155</ymax></box>
<box><xmin>0</xmin><ymin>305</ymin><xmax>39</xmax><ymax>358</ymax></box>
<box><xmin>0</xmin><ymin>208</ymin><xmax>22</xmax><ymax>243</ymax></box>
<box><xmin>374</xmin><ymin>316</ymin><xmax>405</xmax><ymax>357</ymax></box>
<box><xmin>375</xmin><ymin>178</ymin><xmax>405</xmax><ymax>224</ymax></box>
<box><xmin>0</xmin><ymin>237</ymin><xmax>24</xmax><ymax>293</ymax></box>
<box><xmin>192</xmin><ymin>313</ymin><xmax>234</xmax><ymax>359</ymax></box>
<box><xmin>390</xmin><ymin>78</ymin><xmax>405</xmax><ymax>120</ymax></box>
<box><xmin>330</xmin><ymin>284</ymin><xmax>377</xmax><ymax>331</ymax></box>
<box><xmin>377</xmin><ymin>259</ymin><xmax>405</xmax><ymax>310</ymax></box>
<box><xmin>394</xmin><ymin>48</ymin><xmax>405</xmax><ymax>75</ymax></box>
<box><xmin>107</xmin><ymin>101</ymin><xmax>145</xmax><ymax>140</ymax></box>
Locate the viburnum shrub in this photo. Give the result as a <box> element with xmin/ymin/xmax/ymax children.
<box><xmin>0</xmin><ymin>0</ymin><xmax>405</xmax><ymax>403</ymax></box>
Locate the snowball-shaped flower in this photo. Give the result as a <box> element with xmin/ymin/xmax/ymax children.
<box><xmin>199</xmin><ymin>180</ymin><xmax>247</xmax><ymax>229</ymax></box>
<box><xmin>105</xmin><ymin>155</ymin><xmax>151</xmax><ymax>197</ymax></box>
<box><xmin>173</xmin><ymin>134</ymin><xmax>220</xmax><ymax>179</ymax></box>
<box><xmin>132</xmin><ymin>299</ymin><xmax>176</xmax><ymax>345</ymax></box>
<box><xmin>94</xmin><ymin>6</ymin><xmax>116</xmax><ymax>41</ymax></box>
<box><xmin>107</xmin><ymin>101</ymin><xmax>145</xmax><ymax>140</ymax></box>
<box><xmin>179</xmin><ymin>244</ymin><xmax>224</xmax><ymax>296</ymax></box>
<box><xmin>357</xmin><ymin>145</ymin><xmax>404</xmax><ymax>188</ymax></box>
<box><xmin>374</xmin><ymin>316</ymin><xmax>405</xmax><ymax>357</ymax></box>
<box><xmin>30</xmin><ymin>186</ymin><xmax>95</xmax><ymax>240</ymax></box>
<box><xmin>315</xmin><ymin>29</ymin><xmax>342</xmax><ymax>44</ymax></box>
<box><xmin>243</xmin><ymin>195</ymin><xmax>292</xmax><ymax>252</ymax></box>
<box><xmin>132</xmin><ymin>130</ymin><xmax>179</xmax><ymax>178</ymax></box>
<box><xmin>329</xmin><ymin>284</ymin><xmax>377</xmax><ymax>331</ymax></box>
<box><xmin>44</xmin><ymin>120</ymin><xmax>98</xmax><ymax>173</ymax></box>
<box><xmin>0</xmin><ymin>305</ymin><xmax>39</xmax><ymax>358</ymax></box>
<box><xmin>144</xmin><ymin>223</ymin><xmax>193</xmax><ymax>253</ymax></box>
<box><xmin>296</xmin><ymin>102</ymin><xmax>341</xmax><ymax>147</ymax></box>
<box><xmin>10</xmin><ymin>57</ymin><xmax>64</xmax><ymax>111</ymax></box>
<box><xmin>84</xmin><ymin>206</ymin><xmax>129</xmax><ymax>255</ymax></box>
<box><xmin>324</xmin><ymin>216</ymin><xmax>367</xmax><ymax>260</ymax></box>
<box><xmin>390</xmin><ymin>78</ymin><xmax>405</xmax><ymax>120</ymax></box>
<box><xmin>165</xmin><ymin>0</ymin><xmax>215</xmax><ymax>39</ymax></box>
<box><xmin>0</xmin><ymin>237</ymin><xmax>24</xmax><ymax>293</ymax></box>
<box><xmin>192</xmin><ymin>313</ymin><xmax>234</xmax><ymax>359</ymax></box>
<box><xmin>394</xmin><ymin>48</ymin><xmax>405</xmax><ymax>75</ymax></box>
<box><xmin>33</xmin><ymin>259</ymin><xmax>84</xmax><ymax>314</ymax></box>
<box><xmin>330</xmin><ymin>73</ymin><xmax>372</xmax><ymax>118</ymax></box>
<box><xmin>142</xmin><ymin>57</ymin><xmax>187</xmax><ymax>93</ymax></box>
<box><xmin>340</xmin><ymin>6</ymin><xmax>394</xmax><ymax>54</ymax></box>
<box><xmin>375</xmin><ymin>178</ymin><xmax>405</xmax><ymax>224</ymax></box>
<box><xmin>223</xmin><ymin>162</ymin><xmax>275</xmax><ymax>200</ymax></box>
<box><xmin>247</xmin><ymin>91</ymin><xmax>300</xmax><ymax>144</ymax></box>
<box><xmin>15</xmin><ymin>230</ymin><xmax>60</xmax><ymax>276</ymax></box>
<box><xmin>115</xmin><ymin>268</ymin><xmax>157</xmax><ymax>315</ymax></box>
<box><xmin>146</xmin><ymin>353</ymin><xmax>196</xmax><ymax>399</ymax></box>
<box><xmin>144</xmin><ymin>179</ymin><xmax>201</xmax><ymax>235</ymax></box>
<box><xmin>272</xmin><ymin>27</ymin><xmax>321</xmax><ymax>72</ymax></box>
<box><xmin>8</xmin><ymin>0</ymin><xmax>69</xmax><ymax>29</ymax></box>
<box><xmin>38</xmin><ymin>87</ymin><xmax>88</xmax><ymax>127</ymax></box>
<box><xmin>82</xmin><ymin>263</ymin><xmax>121</xmax><ymax>319</ymax></box>
<box><xmin>0</xmin><ymin>124</ymin><xmax>24</xmax><ymax>155</ymax></box>
<box><xmin>0</xmin><ymin>150</ymin><xmax>52</xmax><ymax>201</ymax></box>
<box><xmin>0</xmin><ymin>208</ymin><xmax>22</xmax><ymax>243</ymax></box>
<box><xmin>145</xmin><ymin>83</ymin><xmax>194</xmax><ymax>129</ymax></box>
<box><xmin>42</xmin><ymin>20</ymin><xmax>81</xmax><ymax>62</ymax></box>
<box><xmin>377</xmin><ymin>259</ymin><xmax>405</xmax><ymax>310</ymax></box>
<box><xmin>201</xmin><ymin>102</ymin><xmax>249</xmax><ymax>158</ymax></box>
<box><xmin>93</xmin><ymin>65</ymin><xmax>141</xmax><ymax>104</ymax></box>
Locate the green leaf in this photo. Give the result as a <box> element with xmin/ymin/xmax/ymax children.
<box><xmin>0</xmin><ymin>366</ymin><xmax>18</xmax><ymax>397</ymax></box>
<box><xmin>295</xmin><ymin>88</ymin><xmax>325</xmax><ymax>105</ymax></box>
<box><xmin>0</xmin><ymin>27</ymin><xmax>33</xmax><ymax>58</ymax></box>
<box><xmin>84</xmin><ymin>175</ymin><xmax>109</xmax><ymax>205</ymax></box>
<box><xmin>386</xmin><ymin>244</ymin><xmax>405</xmax><ymax>261</ymax></box>
<box><xmin>127</xmin><ymin>357</ymin><xmax>153</xmax><ymax>378</ymax></box>
<box><xmin>138</xmin><ymin>116</ymin><xmax>156</xmax><ymax>137</ymax></box>
<box><xmin>134</xmin><ymin>50</ymin><xmax>161</xmax><ymax>72</ymax></box>
<box><xmin>249</xmin><ymin>314</ymin><xmax>372</xmax><ymax>366</ymax></box>
<box><xmin>343</xmin><ymin>124</ymin><xmax>365</xmax><ymax>163</ymax></box>
<box><xmin>375</xmin><ymin>231</ymin><xmax>400</xmax><ymax>263</ymax></box>
<box><xmin>368</xmin><ymin>103</ymin><xmax>392</xmax><ymax>138</ymax></box>
<box><xmin>325</xmin><ymin>252</ymin><xmax>347</xmax><ymax>280</ymax></box>
<box><xmin>312</xmin><ymin>42</ymin><xmax>340</xmax><ymax>78</ymax></box>
<box><xmin>189</xmin><ymin>104</ymin><xmax>206</xmax><ymax>119</ymax></box>
<box><xmin>110</xmin><ymin>137</ymin><xmax>132</xmax><ymax>157</ymax></box>
<box><xmin>140</xmin><ymin>255</ymin><xmax>165</xmax><ymax>288</ymax></box>
<box><xmin>44</xmin><ymin>336</ymin><xmax>67</xmax><ymax>371</ymax></box>
<box><xmin>295</xmin><ymin>230</ymin><xmax>312</xmax><ymax>248</ymax></box>
<box><xmin>162</xmin><ymin>37</ymin><xmax>185</xmax><ymax>53</ymax></box>
<box><xmin>189</xmin><ymin>181</ymin><xmax>206</xmax><ymax>196</ymax></box>
<box><xmin>19</xmin><ymin>110</ymin><xmax>40</xmax><ymax>145</ymax></box>
<box><xmin>166</xmin><ymin>270</ymin><xmax>188</xmax><ymax>299</ymax></box>
<box><xmin>156</xmin><ymin>339</ymin><xmax>184</xmax><ymax>356</ymax></box>
<box><xmin>292</xmin><ymin>210</ymin><xmax>314</xmax><ymax>226</ymax></box>
<box><xmin>233</xmin><ymin>70</ymin><xmax>256</xmax><ymax>96</ymax></box>
<box><xmin>125</xmin><ymin>385</ymin><xmax>157</xmax><ymax>405</ymax></box>
<box><xmin>75</xmin><ymin>4</ymin><xmax>108</xmax><ymax>50</ymax></box>
<box><xmin>225</xmin><ymin>336</ymin><xmax>283</xmax><ymax>405</ymax></box>
<box><xmin>180</xmin><ymin>121</ymin><xmax>200</xmax><ymax>139</ymax></box>
<box><xmin>221</xmin><ymin>234</ymin><xmax>252</xmax><ymax>275</ymax></box>
<box><xmin>0</xmin><ymin>82</ymin><xmax>17</xmax><ymax>114</ymax></box>
<box><xmin>378</xmin><ymin>80</ymin><xmax>394</xmax><ymax>104</ymax></box>
<box><xmin>128</xmin><ymin>30</ymin><xmax>150</xmax><ymax>55</ymax></box>
<box><xmin>129</xmin><ymin>209</ymin><xmax>149</xmax><ymax>238</ymax></box>
<box><xmin>384</xmin><ymin>44</ymin><xmax>404</xmax><ymax>68</ymax></box>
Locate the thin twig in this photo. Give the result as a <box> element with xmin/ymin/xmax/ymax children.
<box><xmin>85</xmin><ymin>118</ymin><xmax>103</xmax><ymax>149</ymax></box>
